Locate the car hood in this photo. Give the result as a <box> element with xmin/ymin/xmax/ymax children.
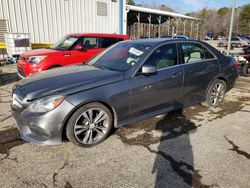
<box><xmin>21</xmin><ymin>48</ymin><xmax>58</xmax><ymax>58</ymax></box>
<box><xmin>15</xmin><ymin>65</ymin><xmax>124</xmax><ymax>101</ymax></box>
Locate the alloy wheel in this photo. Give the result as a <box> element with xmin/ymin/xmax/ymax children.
<box><xmin>210</xmin><ymin>82</ymin><xmax>225</xmax><ymax>106</ymax></box>
<box><xmin>73</xmin><ymin>108</ymin><xmax>109</xmax><ymax>144</ymax></box>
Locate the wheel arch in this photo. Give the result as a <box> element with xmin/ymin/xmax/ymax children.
<box><xmin>61</xmin><ymin>100</ymin><xmax>118</xmax><ymax>141</ymax></box>
<box><xmin>47</xmin><ymin>64</ymin><xmax>62</xmax><ymax>69</ymax></box>
<box><xmin>205</xmin><ymin>76</ymin><xmax>228</xmax><ymax>96</ymax></box>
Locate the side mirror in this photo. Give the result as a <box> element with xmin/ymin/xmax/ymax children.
<box><xmin>141</xmin><ymin>65</ymin><xmax>157</xmax><ymax>75</ymax></box>
<box><xmin>74</xmin><ymin>44</ymin><xmax>85</xmax><ymax>50</ymax></box>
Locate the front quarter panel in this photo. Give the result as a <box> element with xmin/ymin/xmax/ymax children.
<box><xmin>65</xmin><ymin>79</ymin><xmax>131</xmax><ymax>127</ymax></box>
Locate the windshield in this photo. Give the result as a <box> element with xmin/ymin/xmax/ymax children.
<box><xmin>51</xmin><ymin>35</ymin><xmax>80</xmax><ymax>50</ymax></box>
<box><xmin>88</xmin><ymin>42</ymin><xmax>152</xmax><ymax>72</ymax></box>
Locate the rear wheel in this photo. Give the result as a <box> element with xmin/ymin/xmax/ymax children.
<box><xmin>241</xmin><ymin>64</ymin><xmax>250</xmax><ymax>77</ymax></box>
<box><xmin>203</xmin><ymin>79</ymin><xmax>226</xmax><ymax>108</ymax></box>
<box><xmin>237</xmin><ymin>43</ymin><xmax>242</xmax><ymax>48</ymax></box>
<box><xmin>66</xmin><ymin>103</ymin><xmax>113</xmax><ymax>147</ymax></box>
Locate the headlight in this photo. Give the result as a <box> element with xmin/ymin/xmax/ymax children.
<box><xmin>28</xmin><ymin>56</ymin><xmax>47</xmax><ymax>64</ymax></box>
<box><xmin>26</xmin><ymin>95</ymin><xmax>65</xmax><ymax>113</ymax></box>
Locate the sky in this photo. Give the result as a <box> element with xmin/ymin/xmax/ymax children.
<box><xmin>134</xmin><ymin>0</ymin><xmax>250</xmax><ymax>13</ymax></box>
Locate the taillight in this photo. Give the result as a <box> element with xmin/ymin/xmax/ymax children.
<box><xmin>243</xmin><ymin>55</ymin><xmax>249</xmax><ymax>59</ymax></box>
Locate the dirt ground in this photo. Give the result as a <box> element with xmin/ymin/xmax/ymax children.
<box><xmin>0</xmin><ymin>65</ymin><xmax>250</xmax><ymax>188</ymax></box>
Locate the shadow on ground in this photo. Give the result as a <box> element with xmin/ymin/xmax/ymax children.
<box><xmin>0</xmin><ymin>72</ymin><xmax>20</xmax><ymax>86</ymax></box>
<box><xmin>0</xmin><ymin>128</ymin><xmax>25</xmax><ymax>161</ymax></box>
<box><xmin>116</xmin><ymin>110</ymin><xmax>216</xmax><ymax>188</ymax></box>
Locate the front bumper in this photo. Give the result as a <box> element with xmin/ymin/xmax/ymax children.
<box><xmin>12</xmin><ymin>99</ymin><xmax>75</xmax><ymax>145</ymax></box>
<box><xmin>17</xmin><ymin>59</ymin><xmax>43</xmax><ymax>78</ymax></box>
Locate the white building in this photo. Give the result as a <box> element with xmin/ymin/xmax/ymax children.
<box><xmin>0</xmin><ymin>0</ymin><xmax>127</xmax><ymax>43</ymax></box>
<box><xmin>0</xmin><ymin>0</ymin><xmax>197</xmax><ymax>44</ymax></box>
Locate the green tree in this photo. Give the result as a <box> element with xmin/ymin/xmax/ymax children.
<box><xmin>127</xmin><ymin>0</ymin><xmax>135</xmax><ymax>5</ymax></box>
<box><xmin>160</xmin><ymin>4</ymin><xmax>175</xmax><ymax>12</ymax></box>
<box><xmin>217</xmin><ymin>7</ymin><xmax>230</xmax><ymax>17</ymax></box>
<box><xmin>239</xmin><ymin>4</ymin><xmax>250</xmax><ymax>34</ymax></box>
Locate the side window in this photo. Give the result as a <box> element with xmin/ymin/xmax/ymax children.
<box><xmin>144</xmin><ymin>43</ymin><xmax>178</xmax><ymax>70</ymax></box>
<box><xmin>82</xmin><ymin>37</ymin><xmax>99</xmax><ymax>49</ymax></box>
<box><xmin>232</xmin><ymin>37</ymin><xmax>239</xmax><ymax>41</ymax></box>
<box><xmin>100</xmin><ymin>37</ymin><xmax>119</xmax><ymax>48</ymax></box>
<box><xmin>181</xmin><ymin>43</ymin><xmax>205</xmax><ymax>63</ymax></box>
<box><xmin>118</xmin><ymin>38</ymin><xmax>124</xmax><ymax>42</ymax></box>
<box><xmin>203</xmin><ymin>47</ymin><xmax>215</xmax><ymax>59</ymax></box>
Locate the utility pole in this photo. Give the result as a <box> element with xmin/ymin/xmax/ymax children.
<box><xmin>118</xmin><ymin>0</ymin><xmax>123</xmax><ymax>34</ymax></box>
<box><xmin>227</xmin><ymin>0</ymin><xmax>236</xmax><ymax>55</ymax></box>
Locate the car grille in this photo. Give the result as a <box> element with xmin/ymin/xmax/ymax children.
<box><xmin>17</xmin><ymin>66</ymin><xmax>25</xmax><ymax>77</ymax></box>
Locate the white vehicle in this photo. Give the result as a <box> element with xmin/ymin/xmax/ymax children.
<box><xmin>234</xmin><ymin>54</ymin><xmax>250</xmax><ymax>77</ymax></box>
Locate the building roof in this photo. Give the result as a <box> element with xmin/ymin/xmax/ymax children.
<box><xmin>127</xmin><ymin>5</ymin><xmax>199</xmax><ymax>26</ymax></box>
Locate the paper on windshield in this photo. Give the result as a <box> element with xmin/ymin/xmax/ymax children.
<box><xmin>129</xmin><ymin>47</ymin><xmax>144</xmax><ymax>56</ymax></box>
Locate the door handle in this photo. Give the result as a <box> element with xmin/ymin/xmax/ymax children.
<box><xmin>63</xmin><ymin>54</ymin><xmax>71</xmax><ymax>57</ymax></box>
<box><xmin>171</xmin><ymin>72</ymin><xmax>183</xmax><ymax>78</ymax></box>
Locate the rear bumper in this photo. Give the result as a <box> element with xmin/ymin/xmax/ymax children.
<box><xmin>226</xmin><ymin>71</ymin><xmax>238</xmax><ymax>92</ymax></box>
<box><xmin>12</xmin><ymin>99</ymin><xmax>75</xmax><ymax>145</ymax></box>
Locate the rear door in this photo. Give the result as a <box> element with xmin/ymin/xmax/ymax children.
<box><xmin>179</xmin><ymin>42</ymin><xmax>219</xmax><ymax>104</ymax></box>
<box><xmin>130</xmin><ymin>43</ymin><xmax>184</xmax><ymax>117</ymax></box>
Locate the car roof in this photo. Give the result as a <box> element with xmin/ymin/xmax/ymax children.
<box><xmin>123</xmin><ymin>38</ymin><xmax>197</xmax><ymax>45</ymax></box>
<box><xmin>69</xmin><ymin>33</ymin><xmax>128</xmax><ymax>38</ymax></box>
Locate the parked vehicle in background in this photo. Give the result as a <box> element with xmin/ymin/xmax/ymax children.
<box><xmin>239</xmin><ymin>36</ymin><xmax>250</xmax><ymax>45</ymax></box>
<box><xmin>12</xmin><ymin>39</ymin><xmax>238</xmax><ymax>147</ymax></box>
<box><xmin>218</xmin><ymin>36</ymin><xmax>249</xmax><ymax>48</ymax></box>
<box><xmin>17</xmin><ymin>33</ymin><xmax>129</xmax><ymax>78</ymax></box>
<box><xmin>234</xmin><ymin>54</ymin><xmax>250</xmax><ymax>77</ymax></box>
<box><xmin>243</xmin><ymin>46</ymin><xmax>250</xmax><ymax>54</ymax></box>
<box><xmin>216</xmin><ymin>36</ymin><xmax>226</xmax><ymax>40</ymax></box>
<box><xmin>172</xmin><ymin>35</ymin><xmax>189</xmax><ymax>39</ymax></box>
<box><xmin>204</xmin><ymin>33</ymin><xmax>215</xmax><ymax>40</ymax></box>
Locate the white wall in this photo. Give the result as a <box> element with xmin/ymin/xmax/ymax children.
<box><xmin>0</xmin><ymin>0</ymin><xmax>123</xmax><ymax>43</ymax></box>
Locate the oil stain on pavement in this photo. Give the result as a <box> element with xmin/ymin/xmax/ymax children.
<box><xmin>0</xmin><ymin>128</ymin><xmax>25</xmax><ymax>161</ymax></box>
<box><xmin>116</xmin><ymin>110</ymin><xmax>217</xmax><ymax>188</ymax></box>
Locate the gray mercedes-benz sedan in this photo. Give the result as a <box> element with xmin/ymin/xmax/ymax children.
<box><xmin>12</xmin><ymin>39</ymin><xmax>238</xmax><ymax>147</ymax></box>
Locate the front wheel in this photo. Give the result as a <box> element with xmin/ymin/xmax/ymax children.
<box><xmin>203</xmin><ymin>79</ymin><xmax>226</xmax><ymax>108</ymax></box>
<box><xmin>66</xmin><ymin>102</ymin><xmax>113</xmax><ymax>147</ymax></box>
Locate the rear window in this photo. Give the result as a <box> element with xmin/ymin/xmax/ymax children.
<box><xmin>180</xmin><ymin>43</ymin><xmax>215</xmax><ymax>63</ymax></box>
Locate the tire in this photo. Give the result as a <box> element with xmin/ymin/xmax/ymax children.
<box><xmin>241</xmin><ymin>64</ymin><xmax>250</xmax><ymax>77</ymax></box>
<box><xmin>66</xmin><ymin>102</ymin><xmax>113</xmax><ymax>147</ymax></box>
<box><xmin>202</xmin><ymin>79</ymin><xmax>226</xmax><ymax>108</ymax></box>
<box><xmin>218</xmin><ymin>43</ymin><xmax>223</xmax><ymax>47</ymax></box>
<box><xmin>237</xmin><ymin>43</ymin><xmax>242</xmax><ymax>48</ymax></box>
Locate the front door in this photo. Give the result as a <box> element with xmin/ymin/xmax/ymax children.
<box><xmin>130</xmin><ymin>43</ymin><xmax>184</xmax><ymax>117</ymax></box>
<box><xmin>70</xmin><ymin>37</ymin><xmax>103</xmax><ymax>64</ymax></box>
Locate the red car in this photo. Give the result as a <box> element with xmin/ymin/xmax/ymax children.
<box><xmin>17</xmin><ymin>33</ymin><xmax>129</xmax><ymax>77</ymax></box>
